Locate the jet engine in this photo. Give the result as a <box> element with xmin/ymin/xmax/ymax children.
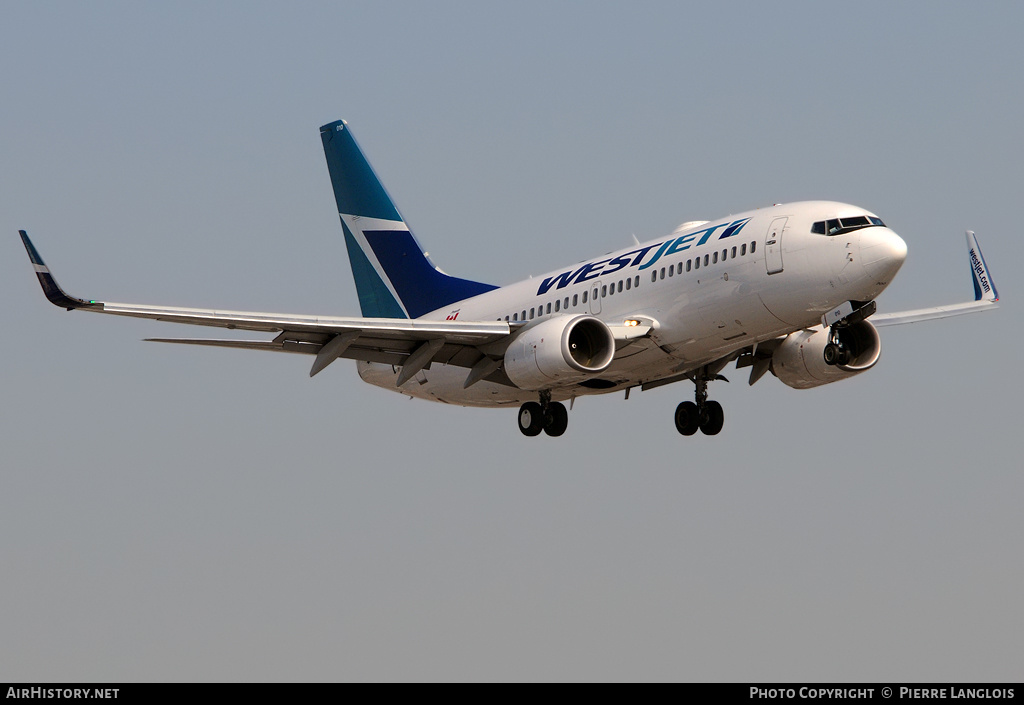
<box><xmin>504</xmin><ymin>315</ymin><xmax>616</xmax><ymax>390</ymax></box>
<box><xmin>772</xmin><ymin>320</ymin><xmax>881</xmax><ymax>390</ymax></box>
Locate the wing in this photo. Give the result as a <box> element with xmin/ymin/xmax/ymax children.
<box><xmin>18</xmin><ymin>230</ymin><xmax>513</xmax><ymax>385</ymax></box>
<box><xmin>872</xmin><ymin>230</ymin><xmax>999</xmax><ymax>327</ymax></box>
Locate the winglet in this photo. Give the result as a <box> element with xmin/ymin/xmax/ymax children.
<box><xmin>966</xmin><ymin>230</ymin><xmax>998</xmax><ymax>302</ymax></box>
<box><xmin>18</xmin><ymin>230</ymin><xmax>101</xmax><ymax>311</ymax></box>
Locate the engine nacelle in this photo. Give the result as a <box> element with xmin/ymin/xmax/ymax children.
<box><xmin>504</xmin><ymin>315</ymin><xmax>616</xmax><ymax>391</ymax></box>
<box><xmin>772</xmin><ymin>320</ymin><xmax>881</xmax><ymax>390</ymax></box>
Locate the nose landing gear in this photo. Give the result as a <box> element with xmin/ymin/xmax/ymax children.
<box><xmin>823</xmin><ymin>329</ymin><xmax>852</xmax><ymax>367</ymax></box>
<box><xmin>674</xmin><ymin>369</ymin><xmax>725</xmax><ymax>436</ymax></box>
<box><xmin>518</xmin><ymin>390</ymin><xmax>569</xmax><ymax>437</ymax></box>
<box><xmin>823</xmin><ymin>300</ymin><xmax>876</xmax><ymax>366</ymax></box>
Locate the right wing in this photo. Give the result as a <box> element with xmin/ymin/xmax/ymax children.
<box><xmin>19</xmin><ymin>230</ymin><xmax>514</xmax><ymax>385</ymax></box>
<box><xmin>872</xmin><ymin>230</ymin><xmax>999</xmax><ymax>327</ymax></box>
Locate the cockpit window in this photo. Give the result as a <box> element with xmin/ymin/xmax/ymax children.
<box><xmin>812</xmin><ymin>215</ymin><xmax>885</xmax><ymax>236</ymax></box>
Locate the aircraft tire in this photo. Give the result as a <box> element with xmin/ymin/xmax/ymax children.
<box><xmin>700</xmin><ymin>400</ymin><xmax>725</xmax><ymax>436</ymax></box>
<box><xmin>823</xmin><ymin>343</ymin><xmax>840</xmax><ymax>366</ymax></box>
<box><xmin>674</xmin><ymin>401</ymin><xmax>700</xmax><ymax>436</ymax></box>
<box><xmin>543</xmin><ymin>402</ymin><xmax>569</xmax><ymax>437</ymax></box>
<box><xmin>518</xmin><ymin>402</ymin><xmax>544</xmax><ymax>436</ymax></box>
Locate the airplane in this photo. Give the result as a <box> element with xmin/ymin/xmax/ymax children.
<box><xmin>18</xmin><ymin>119</ymin><xmax>1000</xmax><ymax>438</ymax></box>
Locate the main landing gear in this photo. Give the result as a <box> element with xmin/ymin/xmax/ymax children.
<box><xmin>518</xmin><ymin>390</ymin><xmax>569</xmax><ymax>437</ymax></box>
<box><xmin>674</xmin><ymin>371</ymin><xmax>725</xmax><ymax>436</ymax></box>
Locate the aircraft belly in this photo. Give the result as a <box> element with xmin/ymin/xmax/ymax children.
<box><xmin>357</xmin><ymin>360</ymin><xmax>607</xmax><ymax>407</ymax></box>
<box><xmin>356</xmin><ymin>344</ymin><xmax>675</xmax><ymax>407</ymax></box>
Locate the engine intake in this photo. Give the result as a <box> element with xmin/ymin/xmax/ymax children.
<box><xmin>772</xmin><ymin>320</ymin><xmax>881</xmax><ymax>390</ymax></box>
<box><xmin>504</xmin><ymin>315</ymin><xmax>616</xmax><ymax>390</ymax></box>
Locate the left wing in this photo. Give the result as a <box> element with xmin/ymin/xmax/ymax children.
<box><xmin>19</xmin><ymin>230</ymin><xmax>513</xmax><ymax>384</ymax></box>
<box><xmin>873</xmin><ymin>230</ymin><xmax>999</xmax><ymax>327</ymax></box>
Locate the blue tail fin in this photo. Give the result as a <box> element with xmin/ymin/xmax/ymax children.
<box><xmin>319</xmin><ymin>120</ymin><xmax>498</xmax><ymax>319</ymax></box>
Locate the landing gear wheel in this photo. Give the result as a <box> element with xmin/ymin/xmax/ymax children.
<box><xmin>543</xmin><ymin>402</ymin><xmax>569</xmax><ymax>437</ymax></box>
<box><xmin>674</xmin><ymin>401</ymin><xmax>700</xmax><ymax>436</ymax></box>
<box><xmin>518</xmin><ymin>402</ymin><xmax>543</xmax><ymax>437</ymax></box>
<box><xmin>823</xmin><ymin>342</ymin><xmax>841</xmax><ymax>366</ymax></box>
<box><xmin>699</xmin><ymin>400</ymin><xmax>724</xmax><ymax>436</ymax></box>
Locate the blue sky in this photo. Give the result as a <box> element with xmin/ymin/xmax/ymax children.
<box><xmin>2</xmin><ymin>1</ymin><xmax>1021</xmax><ymax>680</ymax></box>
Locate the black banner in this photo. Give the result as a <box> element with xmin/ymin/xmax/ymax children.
<box><xmin>1</xmin><ymin>683</ymin><xmax>1021</xmax><ymax>695</ymax></box>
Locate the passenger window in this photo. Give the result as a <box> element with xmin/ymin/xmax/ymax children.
<box><xmin>686</xmin><ymin>259</ymin><xmax>692</xmax><ymax>272</ymax></box>
<box><xmin>713</xmin><ymin>252</ymin><xmax>718</xmax><ymax>264</ymax></box>
<box><xmin>660</xmin><ymin>267</ymin><xmax>665</xmax><ymax>280</ymax></box>
<box><xmin>694</xmin><ymin>257</ymin><xmax>700</xmax><ymax>270</ymax></box>
<box><xmin>521</xmin><ymin>311</ymin><xmax>526</xmax><ymax>320</ymax></box>
<box><xmin>704</xmin><ymin>254</ymin><xmax>709</xmax><ymax>266</ymax></box>
<box><xmin>582</xmin><ymin>291</ymin><xmax>588</xmax><ymax>304</ymax></box>
<box><xmin>593</xmin><ymin>288</ymin><xmax>598</xmax><ymax>301</ymax></box>
<box><xmin>529</xmin><ymin>307</ymin><xmax>535</xmax><ymax>320</ymax></box>
<box><xmin>513</xmin><ymin>313</ymin><xmax>518</xmax><ymax>321</ymax></box>
<box><xmin>617</xmin><ymin>281</ymin><xmax>623</xmax><ymax>293</ymax></box>
<box><xmin>602</xmin><ymin>285</ymin><xmax>607</xmax><ymax>297</ymax></box>
<box><xmin>722</xmin><ymin>249</ymin><xmax>727</xmax><ymax>260</ymax></box>
<box><xmin>505</xmin><ymin>315</ymin><xmax>509</xmax><ymax>321</ymax></box>
<box><xmin>626</xmin><ymin>278</ymin><xmax>632</xmax><ymax>291</ymax></box>
<box><xmin>635</xmin><ymin>275</ymin><xmax>640</xmax><ymax>288</ymax></box>
<box><xmin>564</xmin><ymin>297</ymin><xmax>569</xmax><ymax>309</ymax></box>
<box><xmin>741</xmin><ymin>243</ymin><xmax>747</xmax><ymax>256</ymax></box>
<box><xmin>572</xmin><ymin>294</ymin><xmax>578</xmax><ymax>306</ymax></box>
<box><xmin>608</xmin><ymin>285</ymin><xmax>614</xmax><ymax>296</ymax></box>
<box><xmin>555</xmin><ymin>300</ymin><xmax>560</xmax><ymax>312</ymax></box>
<box><xmin>651</xmin><ymin>271</ymin><xmax>657</xmax><ymax>283</ymax></box>
<box><xmin>731</xmin><ymin>246</ymin><xmax>737</xmax><ymax>258</ymax></box>
<box><xmin>751</xmin><ymin>241</ymin><xmax>756</xmax><ymax>253</ymax></box>
<box><xmin>546</xmin><ymin>303</ymin><xmax>551</xmax><ymax>314</ymax></box>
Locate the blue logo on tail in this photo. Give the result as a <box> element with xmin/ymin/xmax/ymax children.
<box><xmin>321</xmin><ymin>120</ymin><xmax>497</xmax><ymax>318</ymax></box>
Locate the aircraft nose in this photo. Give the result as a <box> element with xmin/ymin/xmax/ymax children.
<box><xmin>860</xmin><ymin>227</ymin><xmax>907</xmax><ymax>282</ymax></box>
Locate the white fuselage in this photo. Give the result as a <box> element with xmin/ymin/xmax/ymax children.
<box><xmin>357</xmin><ymin>201</ymin><xmax>908</xmax><ymax>406</ymax></box>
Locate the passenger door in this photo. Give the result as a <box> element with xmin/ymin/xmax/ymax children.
<box><xmin>765</xmin><ymin>217</ymin><xmax>787</xmax><ymax>275</ymax></box>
